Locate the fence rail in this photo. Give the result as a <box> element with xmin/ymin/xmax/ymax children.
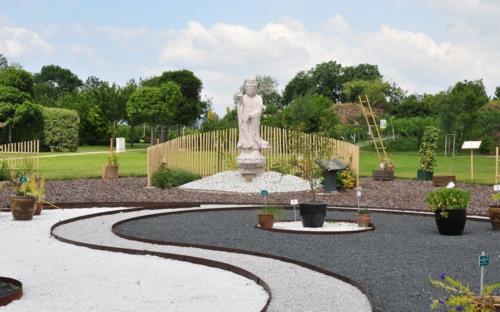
<box><xmin>147</xmin><ymin>126</ymin><xmax>359</xmax><ymax>187</ymax></box>
<box><xmin>0</xmin><ymin>140</ymin><xmax>40</xmax><ymax>171</ymax></box>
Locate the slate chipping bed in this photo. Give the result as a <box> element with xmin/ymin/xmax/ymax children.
<box><xmin>115</xmin><ymin>209</ymin><xmax>500</xmax><ymax>312</ymax></box>
<box><xmin>0</xmin><ymin>177</ymin><xmax>494</xmax><ymax>216</ymax></box>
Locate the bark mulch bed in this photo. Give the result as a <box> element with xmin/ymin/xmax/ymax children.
<box><xmin>0</xmin><ymin>177</ymin><xmax>495</xmax><ymax>216</ymax></box>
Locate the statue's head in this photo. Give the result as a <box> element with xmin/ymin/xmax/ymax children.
<box><xmin>245</xmin><ymin>77</ymin><xmax>257</xmax><ymax>97</ymax></box>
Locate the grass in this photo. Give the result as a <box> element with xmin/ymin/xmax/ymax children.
<box><xmin>36</xmin><ymin>146</ymin><xmax>499</xmax><ymax>185</ymax></box>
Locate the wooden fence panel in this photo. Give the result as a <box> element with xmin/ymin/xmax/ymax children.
<box><xmin>0</xmin><ymin>140</ymin><xmax>40</xmax><ymax>172</ymax></box>
<box><xmin>147</xmin><ymin>127</ymin><xmax>359</xmax><ymax>187</ymax></box>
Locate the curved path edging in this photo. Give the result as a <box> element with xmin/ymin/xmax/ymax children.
<box><xmin>51</xmin><ymin>206</ymin><xmax>373</xmax><ymax>312</ymax></box>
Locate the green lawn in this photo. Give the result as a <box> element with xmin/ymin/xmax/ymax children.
<box><xmin>39</xmin><ymin>149</ymin><xmax>147</xmax><ymax>180</ymax></box>
<box><xmin>38</xmin><ymin>147</ymin><xmax>498</xmax><ymax>185</ymax></box>
<box><xmin>360</xmin><ymin>151</ymin><xmax>497</xmax><ymax>185</ymax></box>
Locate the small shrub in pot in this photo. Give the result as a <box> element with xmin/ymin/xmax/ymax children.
<box><xmin>426</xmin><ymin>187</ymin><xmax>470</xmax><ymax>235</ymax></box>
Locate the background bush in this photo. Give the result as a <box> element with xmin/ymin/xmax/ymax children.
<box><xmin>41</xmin><ymin>107</ymin><xmax>79</xmax><ymax>152</ymax></box>
<box><xmin>152</xmin><ymin>168</ymin><xmax>200</xmax><ymax>189</ymax></box>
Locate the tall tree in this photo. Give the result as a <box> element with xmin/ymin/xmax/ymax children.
<box><xmin>0</xmin><ymin>54</ymin><xmax>8</xmax><ymax>70</ymax></box>
<box><xmin>34</xmin><ymin>65</ymin><xmax>82</xmax><ymax>105</ymax></box>
<box><xmin>0</xmin><ymin>67</ymin><xmax>34</xmax><ymax>95</ymax></box>
<box><xmin>281</xmin><ymin>71</ymin><xmax>314</xmax><ymax>106</ymax></box>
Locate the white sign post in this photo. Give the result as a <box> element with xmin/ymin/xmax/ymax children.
<box><xmin>290</xmin><ymin>199</ymin><xmax>298</xmax><ymax>222</ymax></box>
<box><xmin>461</xmin><ymin>141</ymin><xmax>481</xmax><ymax>181</ymax></box>
<box><xmin>116</xmin><ymin>137</ymin><xmax>126</xmax><ymax>153</ymax></box>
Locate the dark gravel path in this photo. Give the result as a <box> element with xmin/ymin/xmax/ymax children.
<box><xmin>0</xmin><ymin>177</ymin><xmax>495</xmax><ymax>216</ymax></box>
<box><xmin>115</xmin><ymin>209</ymin><xmax>500</xmax><ymax>312</ymax></box>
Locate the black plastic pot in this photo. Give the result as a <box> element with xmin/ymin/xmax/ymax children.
<box><xmin>300</xmin><ymin>203</ymin><xmax>327</xmax><ymax>228</ymax></box>
<box><xmin>434</xmin><ymin>209</ymin><xmax>467</xmax><ymax>235</ymax></box>
<box><xmin>417</xmin><ymin>170</ymin><xmax>433</xmax><ymax>181</ymax></box>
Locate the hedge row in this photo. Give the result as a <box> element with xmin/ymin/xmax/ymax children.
<box><xmin>41</xmin><ymin>107</ymin><xmax>79</xmax><ymax>152</ymax></box>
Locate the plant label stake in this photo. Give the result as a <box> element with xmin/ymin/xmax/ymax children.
<box><xmin>494</xmin><ymin>185</ymin><xmax>500</xmax><ymax>192</ymax></box>
<box><xmin>356</xmin><ymin>187</ymin><xmax>362</xmax><ymax>213</ymax></box>
<box><xmin>260</xmin><ymin>189</ymin><xmax>269</xmax><ymax>209</ymax></box>
<box><xmin>479</xmin><ymin>251</ymin><xmax>489</xmax><ymax>295</ymax></box>
<box><xmin>290</xmin><ymin>199</ymin><xmax>298</xmax><ymax>221</ymax></box>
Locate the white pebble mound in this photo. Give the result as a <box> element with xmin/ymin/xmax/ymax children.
<box><xmin>179</xmin><ymin>170</ymin><xmax>311</xmax><ymax>193</ymax></box>
<box><xmin>271</xmin><ymin>221</ymin><xmax>373</xmax><ymax>232</ymax></box>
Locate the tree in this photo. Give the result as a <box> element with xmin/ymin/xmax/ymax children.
<box><xmin>0</xmin><ymin>54</ymin><xmax>7</xmax><ymax>70</ymax></box>
<box><xmin>341</xmin><ymin>79</ymin><xmax>390</xmax><ymax>104</ymax></box>
<box><xmin>0</xmin><ymin>67</ymin><xmax>34</xmax><ymax>94</ymax></box>
<box><xmin>342</xmin><ymin>64</ymin><xmax>382</xmax><ymax>82</ymax></box>
<box><xmin>281</xmin><ymin>71</ymin><xmax>314</xmax><ymax>106</ymax></box>
<box><xmin>310</xmin><ymin>61</ymin><xmax>343</xmax><ymax>102</ymax></box>
<box><xmin>127</xmin><ymin>82</ymin><xmax>181</xmax><ymax>144</ymax></box>
<box><xmin>34</xmin><ymin>65</ymin><xmax>82</xmax><ymax>105</ymax></box>
<box><xmin>142</xmin><ymin>70</ymin><xmax>204</xmax><ymax>126</ymax></box>
<box><xmin>495</xmin><ymin>86</ymin><xmax>500</xmax><ymax>100</ymax></box>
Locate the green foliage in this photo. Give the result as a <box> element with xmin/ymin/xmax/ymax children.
<box><xmin>431</xmin><ymin>274</ymin><xmax>500</xmax><ymax>311</ymax></box>
<box><xmin>426</xmin><ymin>188</ymin><xmax>470</xmax><ymax>212</ymax></box>
<box><xmin>0</xmin><ymin>54</ymin><xmax>7</xmax><ymax>70</ymax></box>
<box><xmin>0</xmin><ymin>67</ymin><xmax>34</xmax><ymax>94</ymax></box>
<box><xmin>41</xmin><ymin>107</ymin><xmax>79</xmax><ymax>152</ymax></box>
<box><xmin>33</xmin><ymin>65</ymin><xmax>82</xmax><ymax>105</ymax></box>
<box><xmin>0</xmin><ymin>161</ymin><xmax>11</xmax><ymax>181</ymax></box>
<box><xmin>479</xmin><ymin>137</ymin><xmax>492</xmax><ymax>154</ymax></box>
<box><xmin>282</xmin><ymin>93</ymin><xmax>339</xmax><ymax>136</ymax></box>
<box><xmin>341</xmin><ymin>78</ymin><xmax>390</xmax><ymax>104</ymax></box>
<box><xmin>151</xmin><ymin>167</ymin><xmax>200</xmax><ymax>189</ymax></box>
<box><xmin>336</xmin><ymin>170</ymin><xmax>357</xmax><ymax>190</ymax></box>
<box><xmin>108</xmin><ymin>152</ymin><xmax>119</xmax><ymax>166</ymax></box>
<box><xmin>419</xmin><ymin>126</ymin><xmax>439</xmax><ymax>172</ymax></box>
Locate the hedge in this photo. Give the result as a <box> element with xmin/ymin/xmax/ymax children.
<box><xmin>41</xmin><ymin>107</ymin><xmax>79</xmax><ymax>152</ymax></box>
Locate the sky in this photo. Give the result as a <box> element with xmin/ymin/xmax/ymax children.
<box><xmin>1</xmin><ymin>0</ymin><xmax>500</xmax><ymax>115</ymax></box>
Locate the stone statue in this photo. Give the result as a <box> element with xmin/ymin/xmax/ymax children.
<box><xmin>236</xmin><ymin>77</ymin><xmax>270</xmax><ymax>178</ymax></box>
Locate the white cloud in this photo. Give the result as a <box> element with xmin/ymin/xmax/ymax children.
<box><xmin>93</xmin><ymin>26</ymin><xmax>149</xmax><ymax>42</ymax></box>
<box><xmin>0</xmin><ymin>26</ymin><xmax>53</xmax><ymax>57</ymax></box>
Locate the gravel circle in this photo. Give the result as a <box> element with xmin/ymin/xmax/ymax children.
<box><xmin>0</xmin><ymin>177</ymin><xmax>495</xmax><ymax>216</ymax></box>
<box><xmin>180</xmin><ymin>171</ymin><xmax>311</xmax><ymax>193</ymax></box>
<box><xmin>115</xmin><ymin>209</ymin><xmax>500</xmax><ymax>312</ymax></box>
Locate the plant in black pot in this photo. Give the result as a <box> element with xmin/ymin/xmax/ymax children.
<box><xmin>426</xmin><ymin>187</ymin><xmax>470</xmax><ymax>235</ymax></box>
<box><xmin>417</xmin><ymin>126</ymin><xmax>438</xmax><ymax>181</ymax></box>
<box><xmin>287</xmin><ymin>131</ymin><xmax>329</xmax><ymax>228</ymax></box>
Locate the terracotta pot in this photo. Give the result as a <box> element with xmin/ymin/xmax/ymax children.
<box><xmin>0</xmin><ymin>277</ymin><xmax>22</xmax><ymax>307</ymax></box>
<box><xmin>10</xmin><ymin>196</ymin><xmax>36</xmax><ymax>221</ymax></box>
<box><xmin>258</xmin><ymin>214</ymin><xmax>274</xmax><ymax>229</ymax></box>
<box><xmin>357</xmin><ymin>214</ymin><xmax>371</xmax><ymax>227</ymax></box>
<box><xmin>34</xmin><ymin>202</ymin><xmax>43</xmax><ymax>215</ymax></box>
<box><xmin>102</xmin><ymin>165</ymin><xmax>119</xmax><ymax>179</ymax></box>
<box><xmin>489</xmin><ymin>205</ymin><xmax>500</xmax><ymax>231</ymax></box>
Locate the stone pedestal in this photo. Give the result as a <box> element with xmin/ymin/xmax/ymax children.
<box><xmin>237</xmin><ymin>149</ymin><xmax>266</xmax><ymax>181</ymax></box>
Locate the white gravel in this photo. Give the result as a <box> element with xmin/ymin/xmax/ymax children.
<box><xmin>52</xmin><ymin>206</ymin><xmax>372</xmax><ymax>312</ymax></box>
<box><xmin>179</xmin><ymin>171</ymin><xmax>312</xmax><ymax>193</ymax></box>
<box><xmin>271</xmin><ymin>221</ymin><xmax>373</xmax><ymax>232</ymax></box>
<box><xmin>0</xmin><ymin>208</ymin><xmax>268</xmax><ymax>312</ymax></box>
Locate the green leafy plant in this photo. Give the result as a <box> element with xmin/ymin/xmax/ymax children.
<box><xmin>491</xmin><ymin>193</ymin><xmax>500</xmax><ymax>202</ymax></box>
<box><xmin>0</xmin><ymin>161</ymin><xmax>12</xmax><ymax>181</ymax></box>
<box><xmin>27</xmin><ymin>173</ymin><xmax>45</xmax><ymax>203</ymax></box>
<box><xmin>431</xmin><ymin>273</ymin><xmax>500</xmax><ymax>311</ymax></box>
<box><xmin>152</xmin><ymin>167</ymin><xmax>200</xmax><ymax>189</ymax></box>
<box><xmin>357</xmin><ymin>207</ymin><xmax>370</xmax><ymax>215</ymax></box>
<box><xmin>336</xmin><ymin>169</ymin><xmax>357</xmax><ymax>190</ymax></box>
<box><xmin>257</xmin><ymin>206</ymin><xmax>284</xmax><ymax>221</ymax></box>
<box><xmin>108</xmin><ymin>152</ymin><xmax>119</xmax><ymax>167</ymax></box>
<box><xmin>419</xmin><ymin>126</ymin><xmax>439</xmax><ymax>173</ymax></box>
<box><xmin>426</xmin><ymin>188</ymin><xmax>470</xmax><ymax>217</ymax></box>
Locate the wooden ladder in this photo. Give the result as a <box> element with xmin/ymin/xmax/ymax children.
<box><xmin>496</xmin><ymin>147</ymin><xmax>499</xmax><ymax>184</ymax></box>
<box><xmin>358</xmin><ymin>95</ymin><xmax>388</xmax><ymax>162</ymax></box>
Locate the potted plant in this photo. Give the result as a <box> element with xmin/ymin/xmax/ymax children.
<box><xmin>373</xmin><ymin>158</ymin><xmax>395</xmax><ymax>181</ymax></box>
<box><xmin>426</xmin><ymin>187</ymin><xmax>470</xmax><ymax>235</ymax></box>
<box><xmin>10</xmin><ymin>173</ymin><xmax>36</xmax><ymax>221</ymax></box>
<box><xmin>489</xmin><ymin>193</ymin><xmax>500</xmax><ymax>231</ymax></box>
<box><xmin>27</xmin><ymin>173</ymin><xmax>45</xmax><ymax>215</ymax></box>
<box><xmin>431</xmin><ymin>273</ymin><xmax>500</xmax><ymax>311</ymax></box>
<box><xmin>418</xmin><ymin>126</ymin><xmax>438</xmax><ymax>181</ymax></box>
<box><xmin>256</xmin><ymin>206</ymin><xmax>283</xmax><ymax>229</ymax></box>
<box><xmin>102</xmin><ymin>152</ymin><xmax>119</xmax><ymax>179</ymax></box>
<box><xmin>357</xmin><ymin>208</ymin><xmax>371</xmax><ymax>227</ymax></box>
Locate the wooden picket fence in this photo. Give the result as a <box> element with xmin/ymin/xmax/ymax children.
<box><xmin>147</xmin><ymin>126</ymin><xmax>359</xmax><ymax>187</ymax></box>
<box><xmin>0</xmin><ymin>140</ymin><xmax>40</xmax><ymax>171</ymax></box>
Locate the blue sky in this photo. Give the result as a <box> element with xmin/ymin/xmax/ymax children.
<box><xmin>1</xmin><ymin>0</ymin><xmax>500</xmax><ymax>114</ymax></box>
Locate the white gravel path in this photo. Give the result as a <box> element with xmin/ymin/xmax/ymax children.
<box><xmin>0</xmin><ymin>208</ymin><xmax>268</xmax><ymax>312</ymax></box>
<box><xmin>179</xmin><ymin>171</ymin><xmax>312</xmax><ymax>193</ymax></box>
<box><xmin>272</xmin><ymin>221</ymin><xmax>373</xmax><ymax>232</ymax></box>
<box><xmin>52</xmin><ymin>206</ymin><xmax>372</xmax><ymax>312</ymax></box>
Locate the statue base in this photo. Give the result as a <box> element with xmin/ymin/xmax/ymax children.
<box><xmin>237</xmin><ymin>149</ymin><xmax>266</xmax><ymax>181</ymax></box>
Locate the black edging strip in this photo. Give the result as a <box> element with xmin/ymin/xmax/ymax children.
<box><xmin>255</xmin><ymin>218</ymin><xmax>375</xmax><ymax>235</ymax></box>
<box><xmin>109</xmin><ymin>207</ymin><xmax>375</xmax><ymax>310</ymax></box>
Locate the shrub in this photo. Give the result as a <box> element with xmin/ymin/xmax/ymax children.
<box><xmin>419</xmin><ymin>126</ymin><xmax>439</xmax><ymax>173</ymax></box>
<box><xmin>336</xmin><ymin>170</ymin><xmax>357</xmax><ymax>190</ymax></box>
<box><xmin>41</xmin><ymin>107</ymin><xmax>79</xmax><ymax>152</ymax></box>
<box><xmin>426</xmin><ymin>188</ymin><xmax>470</xmax><ymax>212</ymax></box>
<box><xmin>152</xmin><ymin>168</ymin><xmax>200</xmax><ymax>189</ymax></box>
<box><xmin>0</xmin><ymin>161</ymin><xmax>11</xmax><ymax>181</ymax></box>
